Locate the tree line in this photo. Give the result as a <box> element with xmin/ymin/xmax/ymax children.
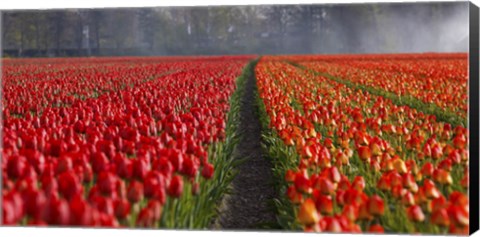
<box><xmin>1</xmin><ymin>2</ymin><xmax>468</xmax><ymax>57</ymax></box>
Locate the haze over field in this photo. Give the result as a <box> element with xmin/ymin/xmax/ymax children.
<box><xmin>1</xmin><ymin>1</ymin><xmax>469</xmax><ymax>57</ymax></box>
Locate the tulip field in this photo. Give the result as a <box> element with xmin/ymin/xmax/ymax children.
<box><xmin>256</xmin><ymin>54</ymin><xmax>469</xmax><ymax>234</ymax></box>
<box><xmin>1</xmin><ymin>56</ymin><xmax>255</xmax><ymax>227</ymax></box>
<box><xmin>1</xmin><ymin>53</ymin><xmax>470</xmax><ymax>234</ymax></box>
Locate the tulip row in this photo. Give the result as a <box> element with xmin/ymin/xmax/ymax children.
<box><xmin>255</xmin><ymin>56</ymin><xmax>469</xmax><ymax>234</ymax></box>
<box><xmin>2</xmin><ymin>57</ymin><xmax>250</xmax><ymax>119</ymax></box>
<box><xmin>274</xmin><ymin>53</ymin><xmax>467</xmax><ymax>119</ymax></box>
<box><xmin>2</xmin><ymin>56</ymin><xmax>254</xmax><ymax>228</ymax></box>
<box><xmin>297</xmin><ymin>55</ymin><xmax>468</xmax><ymax>120</ymax></box>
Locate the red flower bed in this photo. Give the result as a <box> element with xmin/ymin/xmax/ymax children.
<box><xmin>1</xmin><ymin>56</ymin><xmax>253</xmax><ymax>227</ymax></box>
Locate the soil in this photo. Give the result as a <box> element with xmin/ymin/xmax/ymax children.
<box><xmin>212</xmin><ymin>64</ymin><xmax>278</xmax><ymax>230</ymax></box>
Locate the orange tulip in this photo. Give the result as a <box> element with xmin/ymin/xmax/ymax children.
<box><xmin>393</xmin><ymin>158</ymin><xmax>407</xmax><ymax>174</ymax></box>
<box><xmin>402</xmin><ymin>192</ymin><xmax>416</xmax><ymax>206</ymax></box>
<box><xmin>447</xmin><ymin>205</ymin><xmax>469</xmax><ymax>227</ymax></box>
<box><xmin>407</xmin><ymin>205</ymin><xmax>425</xmax><ymax>222</ymax></box>
<box><xmin>297</xmin><ymin>198</ymin><xmax>321</xmax><ymax>226</ymax></box>
<box><xmin>377</xmin><ymin>175</ymin><xmax>391</xmax><ymax>191</ymax></box>
<box><xmin>430</xmin><ymin>195</ymin><xmax>447</xmax><ymax>212</ymax></box>
<box><xmin>352</xmin><ymin>176</ymin><xmax>365</xmax><ymax>191</ymax></box>
<box><xmin>294</xmin><ymin>172</ymin><xmax>312</xmax><ymax>194</ymax></box>
<box><xmin>367</xmin><ymin>195</ymin><xmax>385</xmax><ymax>216</ymax></box>
<box><xmin>433</xmin><ymin>168</ymin><xmax>452</xmax><ymax>185</ymax></box>
<box><xmin>342</xmin><ymin>204</ymin><xmax>359</xmax><ymax>222</ymax></box>
<box><xmin>358</xmin><ymin>202</ymin><xmax>373</xmax><ymax>221</ymax></box>
<box><xmin>423</xmin><ymin>179</ymin><xmax>441</xmax><ymax>199</ymax></box>
<box><xmin>315</xmin><ymin>194</ymin><xmax>334</xmax><ymax>215</ymax></box>
<box><xmin>449</xmin><ymin>191</ymin><xmax>469</xmax><ymax>207</ymax></box>
<box><xmin>285</xmin><ymin>170</ymin><xmax>296</xmax><ymax>183</ymax></box>
<box><xmin>315</xmin><ymin>177</ymin><xmax>335</xmax><ymax>195</ymax></box>
<box><xmin>420</xmin><ymin>162</ymin><xmax>434</xmax><ymax>177</ymax></box>
<box><xmin>431</xmin><ymin>208</ymin><xmax>450</xmax><ymax>227</ymax></box>
<box><xmin>357</xmin><ymin>146</ymin><xmax>371</xmax><ymax>161</ymax></box>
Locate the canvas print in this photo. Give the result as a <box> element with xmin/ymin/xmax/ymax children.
<box><xmin>0</xmin><ymin>1</ymin><xmax>477</xmax><ymax>235</ymax></box>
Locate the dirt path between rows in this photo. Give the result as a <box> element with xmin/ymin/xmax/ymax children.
<box><xmin>213</xmin><ymin>63</ymin><xmax>278</xmax><ymax>230</ymax></box>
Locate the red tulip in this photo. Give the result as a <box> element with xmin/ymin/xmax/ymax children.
<box><xmin>447</xmin><ymin>205</ymin><xmax>469</xmax><ymax>227</ymax></box>
<box><xmin>7</xmin><ymin>191</ymin><xmax>24</xmax><ymax>219</ymax></box>
<box><xmin>430</xmin><ymin>195</ymin><xmax>447</xmax><ymax>212</ymax></box>
<box><xmin>286</xmin><ymin>186</ymin><xmax>303</xmax><ymax>204</ymax></box>
<box><xmin>431</xmin><ymin>144</ymin><xmax>443</xmax><ymax>160</ymax></box>
<box><xmin>143</xmin><ymin>171</ymin><xmax>165</xmax><ymax>198</ymax></box>
<box><xmin>113</xmin><ymin>154</ymin><xmax>132</xmax><ymax>179</ymax></box>
<box><xmin>368</xmin><ymin>224</ymin><xmax>385</xmax><ymax>233</ymax></box>
<box><xmin>6</xmin><ymin>155</ymin><xmax>27</xmax><ymax>179</ymax></box>
<box><xmin>136</xmin><ymin>208</ymin><xmax>154</xmax><ymax>227</ymax></box>
<box><xmin>337</xmin><ymin>176</ymin><xmax>351</xmax><ymax>190</ymax></box>
<box><xmin>294</xmin><ymin>172</ymin><xmax>312</xmax><ymax>194</ymax></box>
<box><xmin>343</xmin><ymin>188</ymin><xmax>365</xmax><ymax>206</ymax></box>
<box><xmin>42</xmin><ymin>196</ymin><xmax>70</xmax><ymax>225</ymax></box>
<box><xmin>23</xmin><ymin>149</ymin><xmax>45</xmax><ymax>174</ymax></box>
<box><xmin>132</xmin><ymin>158</ymin><xmax>150</xmax><ymax>180</ymax></box>
<box><xmin>58</xmin><ymin>171</ymin><xmax>83</xmax><ymax>200</ymax></box>
<box><xmin>167</xmin><ymin>175</ymin><xmax>184</xmax><ymax>198</ymax></box>
<box><xmin>201</xmin><ymin>162</ymin><xmax>214</xmax><ymax>179</ymax></box>
<box><xmin>180</xmin><ymin>156</ymin><xmax>198</xmax><ymax>178</ymax></box>
<box><xmin>24</xmin><ymin>188</ymin><xmax>47</xmax><ymax>219</ymax></box>
<box><xmin>449</xmin><ymin>191</ymin><xmax>469</xmax><ymax>207</ymax></box>
<box><xmin>40</xmin><ymin>175</ymin><xmax>58</xmax><ymax>195</ymax></box>
<box><xmin>69</xmin><ymin>196</ymin><xmax>92</xmax><ymax>226</ymax></box>
<box><xmin>285</xmin><ymin>169</ymin><xmax>296</xmax><ymax>182</ymax></box>
<box><xmin>113</xmin><ymin>198</ymin><xmax>131</xmax><ymax>220</ymax></box>
<box><xmin>97</xmin><ymin>171</ymin><xmax>119</xmax><ymax>196</ymax></box>
<box><xmin>420</xmin><ymin>162</ymin><xmax>434</xmax><ymax>177</ymax></box>
<box><xmin>127</xmin><ymin>180</ymin><xmax>144</xmax><ymax>203</ymax></box>
<box><xmin>153</xmin><ymin>156</ymin><xmax>173</xmax><ymax>178</ymax></box>
<box><xmin>146</xmin><ymin>200</ymin><xmax>163</xmax><ymax>221</ymax></box>
<box><xmin>91</xmin><ymin>196</ymin><xmax>114</xmax><ymax>217</ymax></box>
<box><xmin>452</xmin><ymin>134</ymin><xmax>466</xmax><ymax>149</ymax></box>
<box><xmin>168</xmin><ymin>149</ymin><xmax>184</xmax><ymax>172</ymax></box>
<box><xmin>323</xmin><ymin>216</ymin><xmax>342</xmax><ymax>233</ymax></box>
<box><xmin>49</xmin><ymin>140</ymin><xmax>67</xmax><ymax>157</ymax></box>
<box><xmin>2</xmin><ymin>197</ymin><xmax>17</xmax><ymax>225</ymax></box>
<box><xmin>91</xmin><ymin>151</ymin><xmax>110</xmax><ymax>174</ymax></box>
<box><xmin>56</xmin><ymin>155</ymin><xmax>73</xmax><ymax>174</ymax></box>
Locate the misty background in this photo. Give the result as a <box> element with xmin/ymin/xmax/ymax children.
<box><xmin>0</xmin><ymin>1</ymin><xmax>469</xmax><ymax>57</ymax></box>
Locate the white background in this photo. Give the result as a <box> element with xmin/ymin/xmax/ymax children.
<box><xmin>0</xmin><ymin>0</ymin><xmax>479</xmax><ymax>237</ymax></box>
